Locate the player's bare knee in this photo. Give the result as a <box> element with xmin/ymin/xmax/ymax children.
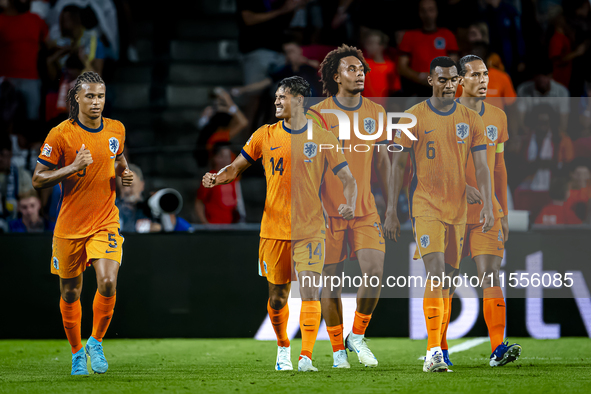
<box><xmin>98</xmin><ymin>276</ymin><xmax>117</xmax><ymax>296</ymax></box>
<box><xmin>61</xmin><ymin>288</ymin><xmax>80</xmax><ymax>303</ymax></box>
<box><xmin>269</xmin><ymin>295</ymin><xmax>287</xmax><ymax>310</ymax></box>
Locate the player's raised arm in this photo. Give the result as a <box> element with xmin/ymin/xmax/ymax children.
<box><xmin>472</xmin><ymin>149</ymin><xmax>494</xmax><ymax>232</ymax></box>
<box><xmin>202</xmin><ymin>153</ymin><xmax>251</xmax><ymax>188</ymax></box>
<box><xmin>335</xmin><ymin>165</ymin><xmax>357</xmax><ymax>220</ymax></box>
<box><xmin>384</xmin><ymin>148</ymin><xmax>408</xmax><ymax>241</ymax></box>
<box><xmin>32</xmin><ymin>144</ymin><xmax>92</xmax><ymax>190</ymax></box>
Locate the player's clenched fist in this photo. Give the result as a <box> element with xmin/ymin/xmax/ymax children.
<box><xmin>479</xmin><ymin>205</ymin><xmax>495</xmax><ymax>233</ymax></box>
<box><xmin>72</xmin><ymin>144</ymin><xmax>92</xmax><ymax>172</ymax></box>
<box><xmin>121</xmin><ymin>168</ymin><xmax>134</xmax><ymax>187</ymax></box>
<box><xmin>338</xmin><ymin>204</ymin><xmax>354</xmax><ymax>220</ymax></box>
<box><xmin>202</xmin><ymin>172</ymin><xmax>216</xmax><ymax>188</ymax></box>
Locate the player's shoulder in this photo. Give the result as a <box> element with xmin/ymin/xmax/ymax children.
<box><xmin>103</xmin><ymin>117</ymin><xmax>126</xmax><ymax>134</ymax></box>
<box><xmin>309</xmin><ymin>97</ymin><xmax>333</xmax><ymax>111</ymax></box>
<box><xmin>406</xmin><ymin>100</ymin><xmax>428</xmax><ymax>114</ymax></box>
<box><xmin>49</xmin><ymin>119</ymin><xmax>76</xmax><ymax>138</ymax></box>
<box><xmin>362</xmin><ymin>97</ymin><xmax>385</xmax><ymax>113</ymax></box>
<box><xmin>483</xmin><ymin>102</ymin><xmax>507</xmax><ymax>121</ymax></box>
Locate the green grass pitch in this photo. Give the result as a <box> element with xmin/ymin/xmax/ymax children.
<box><xmin>1</xmin><ymin>338</ymin><xmax>590</xmax><ymax>393</ymax></box>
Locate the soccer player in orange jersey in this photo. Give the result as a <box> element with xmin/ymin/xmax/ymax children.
<box><xmin>202</xmin><ymin>76</ymin><xmax>357</xmax><ymax>372</ymax></box>
<box><xmin>450</xmin><ymin>55</ymin><xmax>521</xmax><ymax>367</ymax></box>
<box><xmin>32</xmin><ymin>71</ymin><xmax>133</xmax><ymax>375</ymax></box>
<box><xmin>389</xmin><ymin>57</ymin><xmax>494</xmax><ymax>372</ymax></box>
<box><xmin>311</xmin><ymin>45</ymin><xmax>393</xmax><ymax>368</ymax></box>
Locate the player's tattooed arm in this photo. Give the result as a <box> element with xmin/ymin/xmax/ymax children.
<box><xmin>115</xmin><ymin>153</ymin><xmax>133</xmax><ymax>187</ymax></box>
<box><xmin>336</xmin><ymin>165</ymin><xmax>356</xmax><ymax>220</ymax></box>
<box><xmin>32</xmin><ymin>144</ymin><xmax>92</xmax><ymax>190</ymax></box>
<box><xmin>203</xmin><ymin>154</ymin><xmax>251</xmax><ymax>188</ymax></box>
<box><xmin>384</xmin><ymin>148</ymin><xmax>409</xmax><ymax>241</ymax></box>
<box><xmin>472</xmin><ymin>150</ymin><xmax>494</xmax><ymax>232</ymax></box>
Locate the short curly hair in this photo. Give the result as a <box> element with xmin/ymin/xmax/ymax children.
<box><xmin>319</xmin><ymin>44</ymin><xmax>370</xmax><ymax>97</ymax></box>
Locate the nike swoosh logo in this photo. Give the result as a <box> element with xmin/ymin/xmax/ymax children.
<box><xmin>303</xmin><ymin>324</ymin><xmax>314</xmax><ymax>327</ymax></box>
<box><xmin>497</xmin><ymin>304</ymin><xmax>505</xmax><ymax>307</ymax></box>
<box><xmin>362</xmin><ymin>320</ymin><xmax>369</xmax><ymax>324</ymax></box>
<box><xmin>497</xmin><ymin>247</ymin><xmax>503</xmax><ymax>250</ymax></box>
<box><xmin>425</xmin><ymin>129</ymin><xmax>435</xmax><ymax>134</ymax></box>
<box><xmin>65</xmin><ymin>325</ymin><xmax>76</xmax><ymax>329</ymax></box>
<box><xmin>105</xmin><ymin>250</ymin><xmax>117</xmax><ymax>253</ymax></box>
<box><xmin>379</xmin><ymin>241</ymin><xmax>385</xmax><ymax>244</ymax></box>
<box><xmin>331</xmin><ymin>125</ymin><xmax>338</xmax><ymax>129</ymax></box>
<box><xmin>427</xmin><ymin>315</ymin><xmax>440</xmax><ymax>319</ymax></box>
<box><xmin>333</xmin><ymin>333</ymin><xmax>341</xmax><ymax>337</ymax></box>
<box><xmin>270</xmin><ymin>146</ymin><xmax>282</xmax><ymax>151</ymax></box>
<box><xmin>308</xmin><ymin>262</ymin><xmax>319</xmax><ymax>265</ymax></box>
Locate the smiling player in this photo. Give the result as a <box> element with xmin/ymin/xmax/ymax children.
<box><xmin>32</xmin><ymin>71</ymin><xmax>133</xmax><ymax>375</ymax></box>
<box><xmin>203</xmin><ymin>76</ymin><xmax>357</xmax><ymax>372</ymax></box>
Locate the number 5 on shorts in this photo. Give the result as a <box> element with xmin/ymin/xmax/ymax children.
<box><xmin>108</xmin><ymin>233</ymin><xmax>117</xmax><ymax>248</ymax></box>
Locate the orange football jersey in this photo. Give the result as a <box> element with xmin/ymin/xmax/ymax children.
<box><xmin>38</xmin><ymin>117</ymin><xmax>125</xmax><ymax>238</ymax></box>
<box><xmin>310</xmin><ymin>96</ymin><xmax>387</xmax><ymax>218</ymax></box>
<box><xmin>460</xmin><ymin>100</ymin><xmax>509</xmax><ymax>224</ymax></box>
<box><xmin>241</xmin><ymin>120</ymin><xmax>347</xmax><ymax>240</ymax></box>
<box><xmin>394</xmin><ymin>99</ymin><xmax>487</xmax><ymax>224</ymax></box>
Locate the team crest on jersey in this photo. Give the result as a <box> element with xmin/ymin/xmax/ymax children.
<box><xmin>364</xmin><ymin>118</ymin><xmax>376</xmax><ymax>134</ymax></box>
<box><xmin>109</xmin><ymin>137</ymin><xmax>119</xmax><ymax>155</ymax></box>
<box><xmin>456</xmin><ymin>123</ymin><xmax>469</xmax><ymax>140</ymax></box>
<box><xmin>53</xmin><ymin>256</ymin><xmax>59</xmax><ymax>270</ymax></box>
<box><xmin>395</xmin><ymin>129</ymin><xmax>402</xmax><ymax>139</ymax></box>
<box><xmin>304</xmin><ymin>142</ymin><xmax>318</xmax><ymax>159</ymax></box>
<box><xmin>487</xmin><ymin>125</ymin><xmax>498</xmax><ymax>142</ymax></box>
<box><xmin>42</xmin><ymin>144</ymin><xmax>52</xmax><ymax>157</ymax></box>
<box><xmin>434</xmin><ymin>37</ymin><xmax>446</xmax><ymax>49</ymax></box>
<box><xmin>498</xmin><ymin>230</ymin><xmax>503</xmax><ymax>242</ymax></box>
<box><xmin>420</xmin><ymin>235</ymin><xmax>430</xmax><ymax>248</ymax></box>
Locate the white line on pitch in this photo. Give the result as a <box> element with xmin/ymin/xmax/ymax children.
<box><xmin>416</xmin><ymin>337</ymin><xmax>489</xmax><ymax>360</ymax></box>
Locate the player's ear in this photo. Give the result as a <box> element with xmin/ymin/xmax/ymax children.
<box><xmin>427</xmin><ymin>74</ymin><xmax>433</xmax><ymax>87</ymax></box>
<box><xmin>459</xmin><ymin>76</ymin><xmax>464</xmax><ymax>87</ymax></box>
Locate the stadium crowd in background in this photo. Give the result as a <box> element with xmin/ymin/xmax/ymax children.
<box><xmin>1</xmin><ymin>0</ymin><xmax>591</xmax><ymax>232</ymax></box>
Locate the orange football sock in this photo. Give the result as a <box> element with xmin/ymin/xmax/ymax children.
<box><xmin>91</xmin><ymin>290</ymin><xmax>116</xmax><ymax>342</ymax></box>
<box><xmin>60</xmin><ymin>298</ymin><xmax>82</xmax><ymax>354</ymax></box>
<box><xmin>267</xmin><ymin>300</ymin><xmax>290</xmax><ymax>348</ymax></box>
<box><xmin>424</xmin><ymin>280</ymin><xmax>444</xmax><ymax>350</ymax></box>
<box><xmin>299</xmin><ymin>301</ymin><xmax>321</xmax><ymax>360</ymax></box>
<box><xmin>327</xmin><ymin>324</ymin><xmax>345</xmax><ymax>352</ymax></box>
<box><xmin>483</xmin><ymin>286</ymin><xmax>506</xmax><ymax>352</ymax></box>
<box><xmin>440</xmin><ymin>289</ymin><xmax>451</xmax><ymax>350</ymax></box>
<box><xmin>352</xmin><ymin>311</ymin><xmax>372</xmax><ymax>335</ymax></box>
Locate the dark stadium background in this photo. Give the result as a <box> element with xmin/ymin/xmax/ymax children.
<box><xmin>1</xmin><ymin>0</ymin><xmax>590</xmax><ymax>341</ymax></box>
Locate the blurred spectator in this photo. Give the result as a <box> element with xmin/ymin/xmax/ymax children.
<box><xmin>45</xmin><ymin>0</ymin><xmax>120</xmax><ymax>61</ymax></box>
<box><xmin>194</xmin><ymin>88</ymin><xmax>247</xmax><ymax>168</ymax></box>
<box><xmin>467</xmin><ymin>22</ymin><xmax>489</xmax><ymax>45</ymax></box>
<box><xmin>195</xmin><ymin>142</ymin><xmax>245</xmax><ymax>224</ymax></box>
<box><xmin>10</xmin><ymin>119</ymin><xmax>44</xmax><ymax>172</ymax></box>
<box><xmin>0</xmin><ymin>133</ymin><xmax>34</xmax><ymax>222</ymax></box>
<box><xmin>115</xmin><ymin>163</ymin><xmax>161</xmax><ymax>233</ymax></box>
<box><xmin>565</xmin><ymin>158</ymin><xmax>591</xmax><ymax>222</ymax></box>
<box><xmin>237</xmin><ymin>0</ymin><xmax>301</xmax><ymax>84</ymax></box>
<box><xmin>46</xmin><ymin>4</ymin><xmax>105</xmax><ymax>82</ymax></box>
<box><xmin>516</xmin><ymin>61</ymin><xmax>570</xmax><ymax>134</ymax></box>
<box><xmin>9</xmin><ymin>189</ymin><xmax>54</xmax><ymax>232</ymax></box>
<box><xmin>0</xmin><ymin>0</ymin><xmax>49</xmax><ymax>120</ymax></box>
<box><xmin>520</xmin><ymin>104</ymin><xmax>574</xmax><ymax>191</ymax></box>
<box><xmin>564</xmin><ymin>0</ymin><xmax>591</xmax><ymax>97</ymax></box>
<box><xmin>231</xmin><ymin>35</ymin><xmax>322</xmax><ymax>98</ymax></box>
<box><xmin>397</xmin><ymin>0</ymin><xmax>459</xmax><ymax>96</ymax></box>
<box><xmin>46</xmin><ymin>52</ymin><xmax>84</xmax><ymax>122</ymax></box>
<box><xmin>548</xmin><ymin>13</ymin><xmax>587</xmax><ymax>91</ymax></box>
<box><xmin>482</xmin><ymin>0</ymin><xmax>526</xmax><ymax>78</ymax></box>
<box><xmin>362</xmin><ymin>29</ymin><xmax>400</xmax><ymax>99</ymax></box>
<box><xmin>535</xmin><ymin>177</ymin><xmax>582</xmax><ymax>225</ymax></box>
